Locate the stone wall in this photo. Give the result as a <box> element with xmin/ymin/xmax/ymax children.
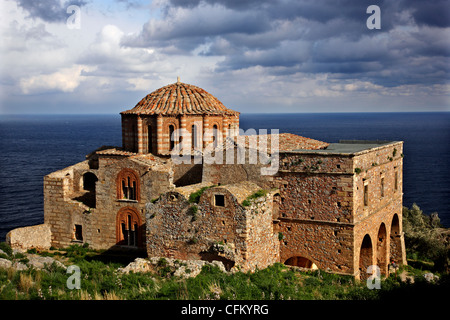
<box><xmin>273</xmin><ymin>142</ymin><xmax>405</xmax><ymax>277</ymax></box>
<box><xmin>43</xmin><ymin>152</ymin><xmax>175</xmax><ymax>250</ymax></box>
<box><xmin>146</xmin><ymin>182</ymin><xmax>279</xmax><ymax>272</ymax></box>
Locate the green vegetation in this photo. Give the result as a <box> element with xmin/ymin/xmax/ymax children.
<box><xmin>354</xmin><ymin>167</ymin><xmax>362</xmax><ymax>174</ymax></box>
<box><xmin>188</xmin><ymin>185</ymin><xmax>216</xmax><ymax>203</ymax></box>
<box><xmin>187</xmin><ymin>205</ymin><xmax>198</xmax><ymax>221</ymax></box>
<box><xmin>402</xmin><ymin>204</ymin><xmax>449</xmax><ymax>272</ymax></box>
<box><xmin>0</xmin><ymin>204</ymin><xmax>448</xmax><ymax>300</ymax></box>
<box><xmin>1</xmin><ymin>244</ymin><xmax>447</xmax><ymax>300</ymax></box>
<box><xmin>242</xmin><ymin>189</ymin><xmax>267</xmax><ymax>206</ymax></box>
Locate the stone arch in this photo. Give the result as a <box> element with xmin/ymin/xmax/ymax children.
<box><xmin>359</xmin><ymin>234</ymin><xmax>373</xmax><ymax>280</ymax></box>
<box><xmin>390</xmin><ymin>213</ymin><xmax>403</xmax><ymax>265</ymax></box>
<box><xmin>284</xmin><ymin>255</ymin><xmax>318</xmax><ymax>270</ymax></box>
<box><xmin>82</xmin><ymin>172</ymin><xmax>98</xmax><ymax>192</ymax></box>
<box><xmin>377</xmin><ymin>223</ymin><xmax>388</xmax><ymax>275</ymax></box>
<box><xmin>116</xmin><ymin>207</ymin><xmax>144</xmax><ymax>247</ymax></box>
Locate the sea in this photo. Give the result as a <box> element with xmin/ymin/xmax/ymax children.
<box><xmin>0</xmin><ymin>112</ymin><xmax>449</xmax><ymax>241</ymax></box>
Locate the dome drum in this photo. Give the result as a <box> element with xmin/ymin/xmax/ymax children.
<box><xmin>120</xmin><ymin>81</ymin><xmax>240</xmax><ymax>156</ymax></box>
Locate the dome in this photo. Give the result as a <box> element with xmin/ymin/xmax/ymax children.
<box><xmin>121</xmin><ymin>80</ymin><xmax>239</xmax><ymax>116</ymax></box>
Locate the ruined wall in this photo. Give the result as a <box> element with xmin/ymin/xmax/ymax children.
<box><xmin>242</xmin><ymin>191</ymin><xmax>280</xmax><ymax>271</ymax></box>
<box><xmin>6</xmin><ymin>224</ymin><xmax>51</xmax><ymax>251</ymax></box>
<box><xmin>44</xmin><ymin>162</ymin><xmax>95</xmax><ymax>248</ymax></box>
<box><xmin>146</xmin><ymin>184</ymin><xmax>279</xmax><ymax>271</ymax></box>
<box><xmin>44</xmin><ymin>154</ymin><xmax>174</xmax><ymax>250</ymax></box>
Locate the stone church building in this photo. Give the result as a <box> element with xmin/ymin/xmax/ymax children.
<box><xmin>7</xmin><ymin>79</ymin><xmax>406</xmax><ymax>279</ymax></box>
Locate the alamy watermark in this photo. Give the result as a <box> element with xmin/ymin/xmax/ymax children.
<box><xmin>66</xmin><ymin>264</ymin><xmax>81</xmax><ymax>290</ymax></box>
<box><xmin>169</xmin><ymin>127</ymin><xmax>280</xmax><ymax>176</ymax></box>
<box><xmin>366</xmin><ymin>5</ymin><xmax>381</xmax><ymax>30</ymax></box>
<box><xmin>66</xmin><ymin>5</ymin><xmax>81</xmax><ymax>30</ymax></box>
<box><xmin>366</xmin><ymin>265</ymin><xmax>381</xmax><ymax>289</ymax></box>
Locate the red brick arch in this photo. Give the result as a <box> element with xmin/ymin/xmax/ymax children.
<box><xmin>116</xmin><ymin>168</ymin><xmax>140</xmax><ymax>201</ymax></box>
<box><xmin>116</xmin><ymin>206</ymin><xmax>144</xmax><ymax>247</ymax></box>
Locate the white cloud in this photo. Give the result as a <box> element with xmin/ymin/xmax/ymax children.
<box><xmin>19</xmin><ymin>65</ymin><xmax>94</xmax><ymax>94</ymax></box>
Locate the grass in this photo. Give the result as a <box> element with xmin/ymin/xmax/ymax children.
<box><xmin>242</xmin><ymin>189</ymin><xmax>267</xmax><ymax>206</ymax></box>
<box><xmin>1</xmin><ymin>243</ymin><xmax>448</xmax><ymax>300</ymax></box>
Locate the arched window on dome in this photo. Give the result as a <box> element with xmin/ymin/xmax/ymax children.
<box><xmin>148</xmin><ymin>125</ymin><xmax>153</xmax><ymax>154</ymax></box>
<box><xmin>192</xmin><ymin>124</ymin><xmax>198</xmax><ymax>149</ymax></box>
<box><xmin>213</xmin><ymin>124</ymin><xmax>219</xmax><ymax>148</ymax></box>
<box><xmin>169</xmin><ymin>124</ymin><xmax>175</xmax><ymax>151</ymax></box>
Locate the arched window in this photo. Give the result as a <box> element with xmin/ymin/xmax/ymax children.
<box><xmin>213</xmin><ymin>124</ymin><xmax>219</xmax><ymax>148</ymax></box>
<box><xmin>169</xmin><ymin>124</ymin><xmax>175</xmax><ymax>151</ymax></box>
<box><xmin>148</xmin><ymin>125</ymin><xmax>153</xmax><ymax>154</ymax></box>
<box><xmin>192</xmin><ymin>124</ymin><xmax>198</xmax><ymax>149</ymax></box>
<box><xmin>116</xmin><ymin>168</ymin><xmax>140</xmax><ymax>201</ymax></box>
<box><xmin>116</xmin><ymin>207</ymin><xmax>142</xmax><ymax>247</ymax></box>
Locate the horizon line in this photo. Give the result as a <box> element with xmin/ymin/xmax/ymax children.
<box><xmin>1</xmin><ymin>110</ymin><xmax>450</xmax><ymax>116</ymax></box>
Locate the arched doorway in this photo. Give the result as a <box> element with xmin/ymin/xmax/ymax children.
<box><xmin>116</xmin><ymin>207</ymin><xmax>143</xmax><ymax>247</ymax></box>
<box><xmin>359</xmin><ymin>234</ymin><xmax>373</xmax><ymax>280</ymax></box>
<box><xmin>377</xmin><ymin>223</ymin><xmax>388</xmax><ymax>275</ymax></box>
<box><xmin>390</xmin><ymin>214</ymin><xmax>403</xmax><ymax>265</ymax></box>
<box><xmin>284</xmin><ymin>256</ymin><xmax>318</xmax><ymax>269</ymax></box>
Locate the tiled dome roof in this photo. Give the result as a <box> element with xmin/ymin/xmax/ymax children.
<box><xmin>121</xmin><ymin>80</ymin><xmax>239</xmax><ymax>116</ymax></box>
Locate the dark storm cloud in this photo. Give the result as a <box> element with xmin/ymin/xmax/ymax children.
<box><xmin>15</xmin><ymin>0</ymin><xmax>87</xmax><ymax>23</ymax></box>
<box><xmin>406</xmin><ymin>0</ymin><xmax>450</xmax><ymax>27</ymax></box>
<box><xmin>122</xmin><ymin>0</ymin><xmax>449</xmax><ymax>87</ymax></box>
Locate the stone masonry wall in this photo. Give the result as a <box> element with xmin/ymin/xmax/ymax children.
<box><xmin>6</xmin><ymin>224</ymin><xmax>51</xmax><ymax>251</ymax></box>
<box><xmin>146</xmin><ymin>183</ymin><xmax>279</xmax><ymax>271</ymax></box>
<box><xmin>273</xmin><ymin>142</ymin><xmax>405</xmax><ymax>277</ymax></box>
<box><xmin>44</xmin><ymin>154</ymin><xmax>174</xmax><ymax>250</ymax></box>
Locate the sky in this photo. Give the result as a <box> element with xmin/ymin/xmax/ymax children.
<box><xmin>0</xmin><ymin>0</ymin><xmax>449</xmax><ymax>114</ymax></box>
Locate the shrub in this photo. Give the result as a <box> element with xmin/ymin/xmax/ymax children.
<box><xmin>189</xmin><ymin>185</ymin><xmax>215</xmax><ymax>203</ymax></box>
<box><xmin>242</xmin><ymin>189</ymin><xmax>267</xmax><ymax>206</ymax></box>
<box><xmin>0</xmin><ymin>242</ymin><xmax>13</xmax><ymax>257</ymax></box>
<box><xmin>403</xmin><ymin>204</ymin><xmax>448</xmax><ymax>271</ymax></box>
<box><xmin>354</xmin><ymin>167</ymin><xmax>362</xmax><ymax>174</ymax></box>
<box><xmin>242</xmin><ymin>200</ymin><xmax>251</xmax><ymax>207</ymax></box>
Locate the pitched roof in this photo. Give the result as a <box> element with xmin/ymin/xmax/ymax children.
<box><xmin>121</xmin><ymin>81</ymin><xmax>239</xmax><ymax>116</ymax></box>
<box><xmin>210</xmin><ymin>133</ymin><xmax>329</xmax><ymax>153</ymax></box>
